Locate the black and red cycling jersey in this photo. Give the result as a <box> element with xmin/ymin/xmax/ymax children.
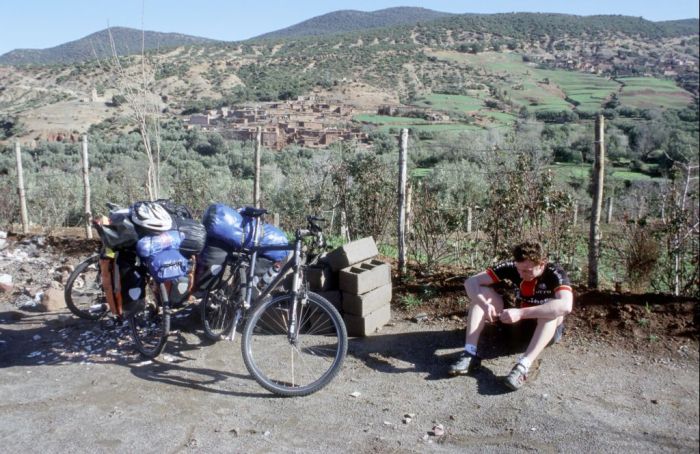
<box><xmin>486</xmin><ymin>261</ymin><xmax>572</xmax><ymax>307</ymax></box>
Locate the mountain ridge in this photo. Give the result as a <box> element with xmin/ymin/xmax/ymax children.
<box><xmin>1</xmin><ymin>9</ymin><xmax>697</xmax><ymax>66</ymax></box>
<box><xmin>0</xmin><ymin>27</ymin><xmax>220</xmax><ymax>66</ymax></box>
<box><xmin>251</xmin><ymin>7</ymin><xmax>455</xmax><ymax>40</ymax></box>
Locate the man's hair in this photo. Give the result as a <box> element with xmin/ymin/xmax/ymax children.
<box><xmin>512</xmin><ymin>241</ymin><xmax>546</xmax><ymax>264</ymax></box>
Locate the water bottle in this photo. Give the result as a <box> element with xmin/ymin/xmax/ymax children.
<box><xmin>260</xmin><ymin>264</ymin><xmax>281</xmax><ymax>287</ymax></box>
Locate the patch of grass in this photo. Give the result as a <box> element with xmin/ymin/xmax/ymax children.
<box><xmin>412</xmin><ymin>168</ymin><xmax>433</xmax><ymax>178</ymax></box>
<box><xmin>412</xmin><ymin>93</ymin><xmax>484</xmax><ymax>114</ymax></box>
<box><xmin>353</xmin><ymin>114</ymin><xmax>431</xmax><ymax>125</ymax></box>
<box><xmin>618</xmin><ymin>77</ymin><xmax>694</xmax><ymax>109</ymax></box>
<box><xmin>378</xmin><ymin>243</ymin><xmax>397</xmax><ymax>259</ymax></box>
<box><xmin>538</xmin><ymin>69</ymin><xmax>619</xmax><ymax>111</ymax></box>
<box><xmin>400</xmin><ymin>294</ymin><xmax>423</xmax><ymax>309</ymax></box>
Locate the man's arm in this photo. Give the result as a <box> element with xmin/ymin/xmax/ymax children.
<box><xmin>464</xmin><ymin>271</ymin><xmax>501</xmax><ymax>322</ymax></box>
<box><xmin>500</xmin><ymin>288</ymin><xmax>573</xmax><ymax>323</ymax></box>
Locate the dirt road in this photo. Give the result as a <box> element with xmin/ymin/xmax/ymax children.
<box><xmin>1</xmin><ymin>301</ymin><xmax>697</xmax><ymax>453</ymax></box>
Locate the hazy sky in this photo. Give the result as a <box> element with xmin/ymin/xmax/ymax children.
<box><xmin>1</xmin><ymin>0</ymin><xmax>698</xmax><ymax>56</ymax></box>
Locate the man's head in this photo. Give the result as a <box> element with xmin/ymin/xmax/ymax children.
<box><xmin>512</xmin><ymin>241</ymin><xmax>547</xmax><ymax>281</ymax></box>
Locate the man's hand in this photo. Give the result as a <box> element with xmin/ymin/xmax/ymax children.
<box><xmin>484</xmin><ymin>303</ymin><xmax>500</xmax><ymax>323</ymax></box>
<box><xmin>478</xmin><ymin>296</ymin><xmax>499</xmax><ymax>323</ymax></box>
<box><xmin>500</xmin><ymin>308</ymin><xmax>522</xmax><ymax>324</ymax></box>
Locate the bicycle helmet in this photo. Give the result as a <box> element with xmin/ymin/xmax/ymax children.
<box><xmin>131</xmin><ymin>201</ymin><xmax>173</xmax><ymax>232</ymax></box>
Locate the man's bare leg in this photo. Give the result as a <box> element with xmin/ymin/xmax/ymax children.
<box><xmin>465</xmin><ymin>286</ymin><xmax>504</xmax><ymax>346</ymax></box>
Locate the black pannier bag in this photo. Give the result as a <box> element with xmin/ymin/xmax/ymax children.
<box><xmin>176</xmin><ymin>218</ymin><xmax>207</xmax><ymax>256</ymax></box>
<box><xmin>195</xmin><ymin>239</ymin><xmax>229</xmax><ymax>291</ymax></box>
<box><xmin>117</xmin><ymin>250</ymin><xmax>146</xmax><ymax>314</ymax></box>
<box><xmin>155</xmin><ymin>199</ymin><xmax>193</xmax><ymax>219</ymax></box>
<box><xmin>98</xmin><ymin>212</ymin><xmax>139</xmax><ymax>250</ymax></box>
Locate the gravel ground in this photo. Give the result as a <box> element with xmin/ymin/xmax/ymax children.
<box><xmin>1</xmin><ymin>234</ymin><xmax>698</xmax><ymax>453</ymax></box>
<box><xmin>1</xmin><ymin>302</ymin><xmax>698</xmax><ymax>454</ymax></box>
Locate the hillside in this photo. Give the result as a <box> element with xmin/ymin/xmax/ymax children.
<box><xmin>252</xmin><ymin>7</ymin><xmax>455</xmax><ymax>40</ymax></box>
<box><xmin>0</xmin><ymin>27</ymin><xmax>220</xmax><ymax>66</ymax></box>
<box><xmin>0</xmin><ymin>11</ymin><xmax>697</xmax><ymax>144</ymax></box>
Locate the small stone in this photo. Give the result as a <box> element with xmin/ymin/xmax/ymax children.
<box><xmin>412</xmin><ymin>313</ymin><xmax>428</xmax><ymax>323</ymax></box>
<box><xmin>651</xmin><ymin>399</ymin><xmax>659</xmax><ymax>404</ymax></box>
<box><xmin>32</xmin><ymin>334</ymin><xmax>41</xmax><ymax>341</ymax></box>
<box><xmin>431</xmin><ymin>424</ymin><xmax>445</xmax><ymax>436</ymax></box>
<box><xmin>349</xmin><ymin>391</ymin><xmax>361</xmax><ymax>398</ymax></box>
<box><xmin>40</xmin><ymin>288</ymin><xmax>66</xmax><ymax>312</ymax></box>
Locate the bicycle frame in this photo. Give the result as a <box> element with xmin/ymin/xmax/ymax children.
<box><xmin>223</xmin><ymin>213</ymin><xmax>320</xmax><ymax>342</ymax></box>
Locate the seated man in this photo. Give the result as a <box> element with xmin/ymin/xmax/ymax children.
<box><xmin>449</xmin><ymin>240</ymin><xmax>573</xmax><ymax>390</ymax></box>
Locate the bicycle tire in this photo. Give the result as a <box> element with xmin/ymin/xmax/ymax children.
<box><xmin>64</xmin><ymin>255</ymin><xmax>107</xmax><ymax>320</ymax></box>
<box><xmin>201</xmin><ymin>285</ymin><xmax>237</xmax><ymax>341</ymax></box>
<box><xmin>129</xmin><ymin>290</ymin><xmax>170</xmax><ymax>358</ymax></box>
<box><xmin>241</xmin><ymin>291</ymin><xmax>347</xmax><ymax>397</ymax></box>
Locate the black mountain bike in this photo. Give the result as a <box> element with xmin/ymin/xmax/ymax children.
<box><xmin>201</xmin><ymin>208</ymin><xmax>347</xmax><ymax>396</ymax></box>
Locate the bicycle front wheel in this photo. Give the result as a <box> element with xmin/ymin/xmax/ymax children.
<box><xmin>241</xmin><ymin>292</ymin><xmax>347</xmax><ymax>397</ymax></box>
<box><xmin>129</xmin><ymin>293</ymin><xmax>170</xmax><ymax>358</ymax></box>
<box><xmin>64</xmin><ymin>255</ymin><xmax>107</xmax><ymax>320</ymax></box>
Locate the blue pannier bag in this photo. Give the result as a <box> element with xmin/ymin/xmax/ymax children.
<box><xmin>148</xmin><ymin>249</ymin><xmax>190</xmax><ymax>283</ymax></box>
<box><xmin>258</xmin><ymin>223</ymin><xmax>290</xmax><ymax>262</ymax></box>
<box><xmin>202</xmin><ymin>204</ymin><xmax>252</xmax><ymax>250</ymax></box>
<box><xmin>136</xmin><ymin>230</ymin><xmax>183</xmax><ymax>258</ymax></box>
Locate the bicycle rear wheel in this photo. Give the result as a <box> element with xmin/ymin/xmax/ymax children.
<box><xmin>201</xmin><ymin>285</ymin><xmax>237</xmax><ymax>341</ymax></box>
<box><xmin>129</xmin><ymin>289</ymin><xmax>170</xmax><ymax>358</ymax></box>
<box><xmin>241</xmin><ymin>292</ymin><xmax>347</xmax><ymax>397</ymax></box>
<box><xmin>64</xmin><ymin>255</ymin><xmax>108</xmax><ymax>320</ymax></box>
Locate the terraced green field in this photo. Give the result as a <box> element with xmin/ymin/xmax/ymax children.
<box><xmin>537</xmin><ymin>69</ymin><xmax>619</xmax><ymax>113</ymax></box>
<box><xmin>552</xmin><ymin>163</ymin><xmax>662</xmax><ymax>183</ymax></box>
<box><xmin>353</xmin><ymin>114</ymin><xmax>431</xmax><ymax>125</ymax></box>
<box><xmin>618</xmin><ymin>77</ymin><xmax>694</xmax><ymax>109</ymax></box>
<box><xmin>359</xmin><ymin>52</ymin><xmax>693</xmax><ymax>135</ymax></box>
<box><xmin>412</xmin><ymin>93</ymin><xmax>484</xmax><ymax>113</ymax></box>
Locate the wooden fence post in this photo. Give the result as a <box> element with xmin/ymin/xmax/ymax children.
<box><xmin>15</xmin><ymin>142</ymin><xmax>29</xmax><ymax>234</ymax></box>
<box><xmin>254</xmin><ymin>126</ymin><xmax>261</xmax><ymax>208</ymax></box>
<box><xmin>81</xmin><ymin>135</ymin><xmax>93</xmax><ymax>239</ymax></box>
<box><xmin>397</xmin><ymin>129</ymin><xmax>408</xmax><ymax>276</ymax></box>
<box><xmin>588</xmin><ymin>115</ymin><xmax>605</xmax><ymax>289</ymax></box>
<box><xmin>466</xmin><ymin>206</ymin><xmax>473</xmax><ymax>233</ymax></box>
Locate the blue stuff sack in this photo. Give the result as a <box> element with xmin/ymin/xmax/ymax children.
<box><xmin>148</xmin><ymin>249</ymin><xmax>190</xmax><ymax>283</ymax></box>
<box><xmin>202</xmin><ymin>204</ymin><xmax>253</xmax><ymax>250</ymax></box>
<box><xmin>136</xmin><ymin>230</ymin><xmax>183</xmax><ymax>258</ymax></box>
<box><xmin>258</xmin><ymin>223</ymin><xmax>290</xmax><ymax>262</ymax></box>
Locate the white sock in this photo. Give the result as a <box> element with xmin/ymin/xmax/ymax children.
<box><xmin>518</xmin><ymin>356</ymin><xmax>532</xmax><ymax>371</ymax></box>
<box><xmin>465</xmin><ymin>344</ymin><xmax>477</xmax><ymax>356</ymax></box>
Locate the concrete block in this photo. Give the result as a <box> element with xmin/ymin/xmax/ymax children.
<box><xmin>343</xmin><ymin>304</ymin><xmax>391</xmax><ymax>337</ymax></box>
<box><xmin>342</xmin><ymin>283</ymin><xmax>392</xmax><ymax>316</ymax></box>
<box><xmin>339</xmin><ymin>259</ymin><xmax>392</xmax><ymax>294</ymax></box>
<box><xmin>323</xmin><ymin>237</ymin><xmax>379</xmax><ymax>271</ymax></box>
<box><xmin>306</xmin><ymin>264</ymin><xmax>335</xmax><ymax>291</ymax></box>
<box><xmin>314</xmin><ymin>291</ymin><xmax>342</xmax><ymax>313</ymax></box>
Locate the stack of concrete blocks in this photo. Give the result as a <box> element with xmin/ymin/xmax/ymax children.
<box><xmin>307</xmin><ymin>237</ymin><xmax>392</xmax><ymax>337</ymax></box>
